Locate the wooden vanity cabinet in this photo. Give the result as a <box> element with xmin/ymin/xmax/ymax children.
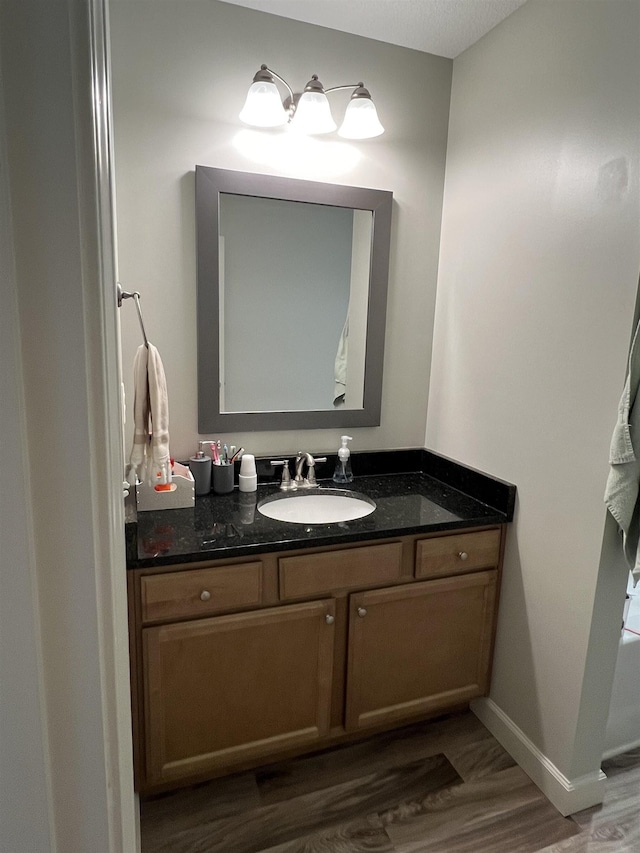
<box><xmin>129</xmin><ymin>525</ymin><xmax>505</xmax><ymax>793</ymax></box>
<box><xmin>142</xmin><ymin>599</ymin><xmax>335</xmax><ymax>786</ymax></box>
<box><xmin>345</xmin><ymin>570</ymin><xmax>498</xmax><ymax>731</ymax></box>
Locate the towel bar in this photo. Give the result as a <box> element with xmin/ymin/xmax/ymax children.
<box><xmin>117</xmin><ymin>282</ymin><xmax>149</xmax><ymax>347</ymax></box>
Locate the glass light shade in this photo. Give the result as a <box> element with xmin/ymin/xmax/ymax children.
<box><xmin>239</xmin><ymin>81</ymin><xmax>288</xmax><ymax>128</ymax></box>
<box><xmin>290</xmin><ymin>91</ymin><xmax>337</xmax><ymax>135</ymax></box>
<box><xmin>338</xmin><ymin>97</ymin><xmax>384</xmax><ymax>139</ymax></box>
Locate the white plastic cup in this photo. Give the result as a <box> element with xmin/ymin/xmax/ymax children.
<box><xmin>238</xmin><ymin>453</ymin><xmax>257</xmax><ymax>492</ymax></box>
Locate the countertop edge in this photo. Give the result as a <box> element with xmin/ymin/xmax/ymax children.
<box><xmin>127</xmin><ymin>512</ymin><xmax>507</xmax><ymax>570</ymax></box>
<box><xmin>126</xmin><ymin>450</ymin><xmax>515</xmax><ymax>570</ymax></box>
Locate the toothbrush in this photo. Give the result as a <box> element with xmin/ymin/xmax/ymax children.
<box><xmin>229</xmin><ymin>447</ymin><xmax>244</xmax><ymax>464</ymax></box>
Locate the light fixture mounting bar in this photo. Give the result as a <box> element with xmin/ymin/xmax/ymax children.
<box><xmin>324</xmin><ymin>83</ymin><xmax>364</xmax><ymax>94</ymax></box>
<box><xmin>260</xmin><ymin>64</ymin><xmax>294</xmax><ymax>107</ymax></box>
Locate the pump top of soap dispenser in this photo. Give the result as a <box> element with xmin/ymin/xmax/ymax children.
<box><xmin>333</xmin><ymin>435</ymin><xmax>354</xmax><ymax>484</ymax></box>
<box><xmin>339</xmin><ymin>436</ymin><xmax>353</xmax><ymax>457</ymax></box>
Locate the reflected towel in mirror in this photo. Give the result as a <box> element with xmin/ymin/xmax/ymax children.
<box><xmin>333</xmin><ymin>316</ymin><xmax>348</xmax><ymax>406</ymax></box>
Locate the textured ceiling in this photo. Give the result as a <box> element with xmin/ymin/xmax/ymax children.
<box><xmin>218</xmin><ymin>0</ymin><xmax>529</xmax><ymax>58</ymax></box>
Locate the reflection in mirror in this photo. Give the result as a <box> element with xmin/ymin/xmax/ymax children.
<box><xmin>219</xmin><ymin>194</ymin><xmax>371</xmax><ymax>413</ymax></box>
<box><xmin>196</xmin><ymin>167</ymin><xmax>392</xmax><ymax>432</ymax></box>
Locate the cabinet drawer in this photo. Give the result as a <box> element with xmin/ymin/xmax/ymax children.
<box><xmin>279</xmin><ymin>542</ymin><xmax>403</xmax><ymax>600</ymax></box>
<box><xmin>415</xmin><ymin>529</ymin><xmax>501</xmax><ymax>579</ymax></box>
<box><xmin>141</xmin><ymin>562</ymin><xmax>262</xmax><ymax>623</ymax></box>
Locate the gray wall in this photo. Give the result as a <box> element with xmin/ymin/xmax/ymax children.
<box><xmin>427</xmin><ymin>0</ymin><xmax>640</xmax><ymax>806</ymax></box>
<box><xmin>110</xmin><ymin>0</ymin><xmax>452</xmax><ymax>459</ymax></box>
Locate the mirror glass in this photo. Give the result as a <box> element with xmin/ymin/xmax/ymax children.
<box><xmin>196</xmin><ymin>166</ymin><xmax>392</xmax><ymax>432</ymax></box>
<box><xmin>220</xmin><ymin>194</ymin><xmax>371</xmax><ymax>413</ymax></box>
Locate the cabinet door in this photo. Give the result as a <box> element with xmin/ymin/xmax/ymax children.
<box><xmin>143</xmin><ymin>599</ymin><xmax>335</xmax><ymax>785</ymax></box>
<box><xmin>345</xmin><ymin>571</ymin><xmax>497</xmax><ymax>731</ymax></box>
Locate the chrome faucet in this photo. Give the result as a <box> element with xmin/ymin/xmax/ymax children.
<box><xmin>294</xmin><ymin>451</ymin><xmax>327</xmax><ymax>488</ymax></box>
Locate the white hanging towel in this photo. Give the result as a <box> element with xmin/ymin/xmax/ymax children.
<box><xmin>605</xmin><ymin>319</ymin><xmax>640</xmax><ymax>585</ymax></box>
<box><xmin>127</xmin><ymin>342</ymin><xmax>171</xmax><ymax>486</ymax></box>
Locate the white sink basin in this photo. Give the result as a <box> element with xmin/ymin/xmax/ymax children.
<box><xmin>257</xmin><ymin>489</ymin><xmax>376</xmax><ymax>525</ymax></box>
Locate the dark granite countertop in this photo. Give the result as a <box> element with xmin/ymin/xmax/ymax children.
<box><xmin>126</xmin><ymin>450</ymin><xmax>516</xmax><ymax>570</ymax></box>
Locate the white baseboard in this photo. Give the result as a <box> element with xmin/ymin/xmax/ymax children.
<box><xmin>471</xmin><ymin>697</ymin><xmax>606</xmax><ymax>816</ymax></box>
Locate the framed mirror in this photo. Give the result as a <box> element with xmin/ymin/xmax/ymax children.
<box><xmin>196</xmin><ymin>166</ymin><xmax>392</xmax><ymax>432</ymax></box>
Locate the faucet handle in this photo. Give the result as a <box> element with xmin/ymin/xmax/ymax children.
<box><xmin>270</xmin><ymin>460</ymin><xmax>296</xmax><ymax>491</ymax></box>
<box><xmin>306</xmin><ymin>456</ymin><xmax>327</xmax><ymax>487</ymax></box>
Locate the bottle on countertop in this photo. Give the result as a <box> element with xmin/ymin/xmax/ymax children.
<box><xmin>189</xmin><ymin>441</ymin><xmax>212</xmax><ymax>495</ymax></box>
<box><xmin>333</xmin><ymin>435</ymin><xmax>354</xmax><ymax>484</ymax></box>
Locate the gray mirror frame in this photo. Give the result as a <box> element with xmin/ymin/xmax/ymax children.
<box><xmin>195</xmin><ymin>165</ymin><xmax>392</xmax><ymax>432</ymax></box>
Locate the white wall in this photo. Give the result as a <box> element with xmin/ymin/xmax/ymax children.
<box><xmin>0</xmin><ymin>54</ymin><xmax>53</xmax><ymax>853</ymax></box>
<box><xmin>109</xmin><ymin>0</ymin><xmax>452</xmax><ymax>460</ymax></box>
<box><xmin>4</xmin><ymin>3</ymin><xmax>636</xmax><ymax>847</ymax></box>
<box><xmin>427</xmin><ymin>0</ymin><xmax>640</xmax><ymax>811</ymax></box>
<box><xmin>0</xmin><ymin>1</ymin><xmax>136</xmax><ymax>850</ymax></box>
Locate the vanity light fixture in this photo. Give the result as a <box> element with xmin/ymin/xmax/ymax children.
<box><xmin>239</xmin><ymin>64</ymin><xmax>384</xmax><ymax>139</ymax></box>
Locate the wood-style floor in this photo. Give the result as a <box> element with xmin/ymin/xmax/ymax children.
<box><xmin>140</xmin><ymin>711</ymin><xmax>640</xmax><ymax>853</ymax></box>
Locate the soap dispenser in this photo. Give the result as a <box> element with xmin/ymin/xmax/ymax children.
<box><xmin>333</xmin><ymin>435</ymin><xmax>354</xmax><ymax>484</ymax></box>
<box><xmin>189</xmin><ymin>441</ymin><xmax>212</xmax><ymax>496</ymax></box>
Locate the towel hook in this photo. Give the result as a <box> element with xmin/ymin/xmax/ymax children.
<box><xmin>117</xmin><ymin>282</ymin><xmax>149</xmax><ymax>348</ymax></box>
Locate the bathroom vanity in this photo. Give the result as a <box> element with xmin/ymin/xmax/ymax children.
<box><xmin>126</xmin><ymin>451</ymin><xmax>515</xmax><ymax>795</ymax></box>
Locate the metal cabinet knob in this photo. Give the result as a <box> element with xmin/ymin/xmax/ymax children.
<box><xmin>357</xmin><ymin>606</ymin><xmax>367</xmax><ymax>618</ymax></box>
<box><xmin>200</xmin><ymin>590</ymin><xmax>211</xmax><ymax>601</ymax></box>
<box><xmin>325</xmin><ymin>614</ymin><xmax>335</xmax><ymax>625</ymax></box>
<box><xmin>458</xmin><ymin>551</ymin><xmax>469</xmax><ymax>561</ymax></box>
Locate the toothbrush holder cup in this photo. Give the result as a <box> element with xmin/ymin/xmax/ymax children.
<box><xmin>212</xmin><ymin>463</ymin><xmax>234</xmax><ymax>494</ymax></box>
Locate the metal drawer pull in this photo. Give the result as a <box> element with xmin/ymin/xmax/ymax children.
<box><xmin>200</xmin><ymin>590</ymin><xmax>211</xmax><ymax>601</ymax></box>
<box><xmin>357</xmin><ymin>606</ymin><xmax>367</xmax><ymax>618</ymax></box>
<box><xmin>458</xmin><ymin>551</ymin><xmax>469</xmax><ymax>560</ymax></box>
<box><xmin>325</xmin><ymin>614</ymin><xmax>335</xmax><ymax>625</ymax></box>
